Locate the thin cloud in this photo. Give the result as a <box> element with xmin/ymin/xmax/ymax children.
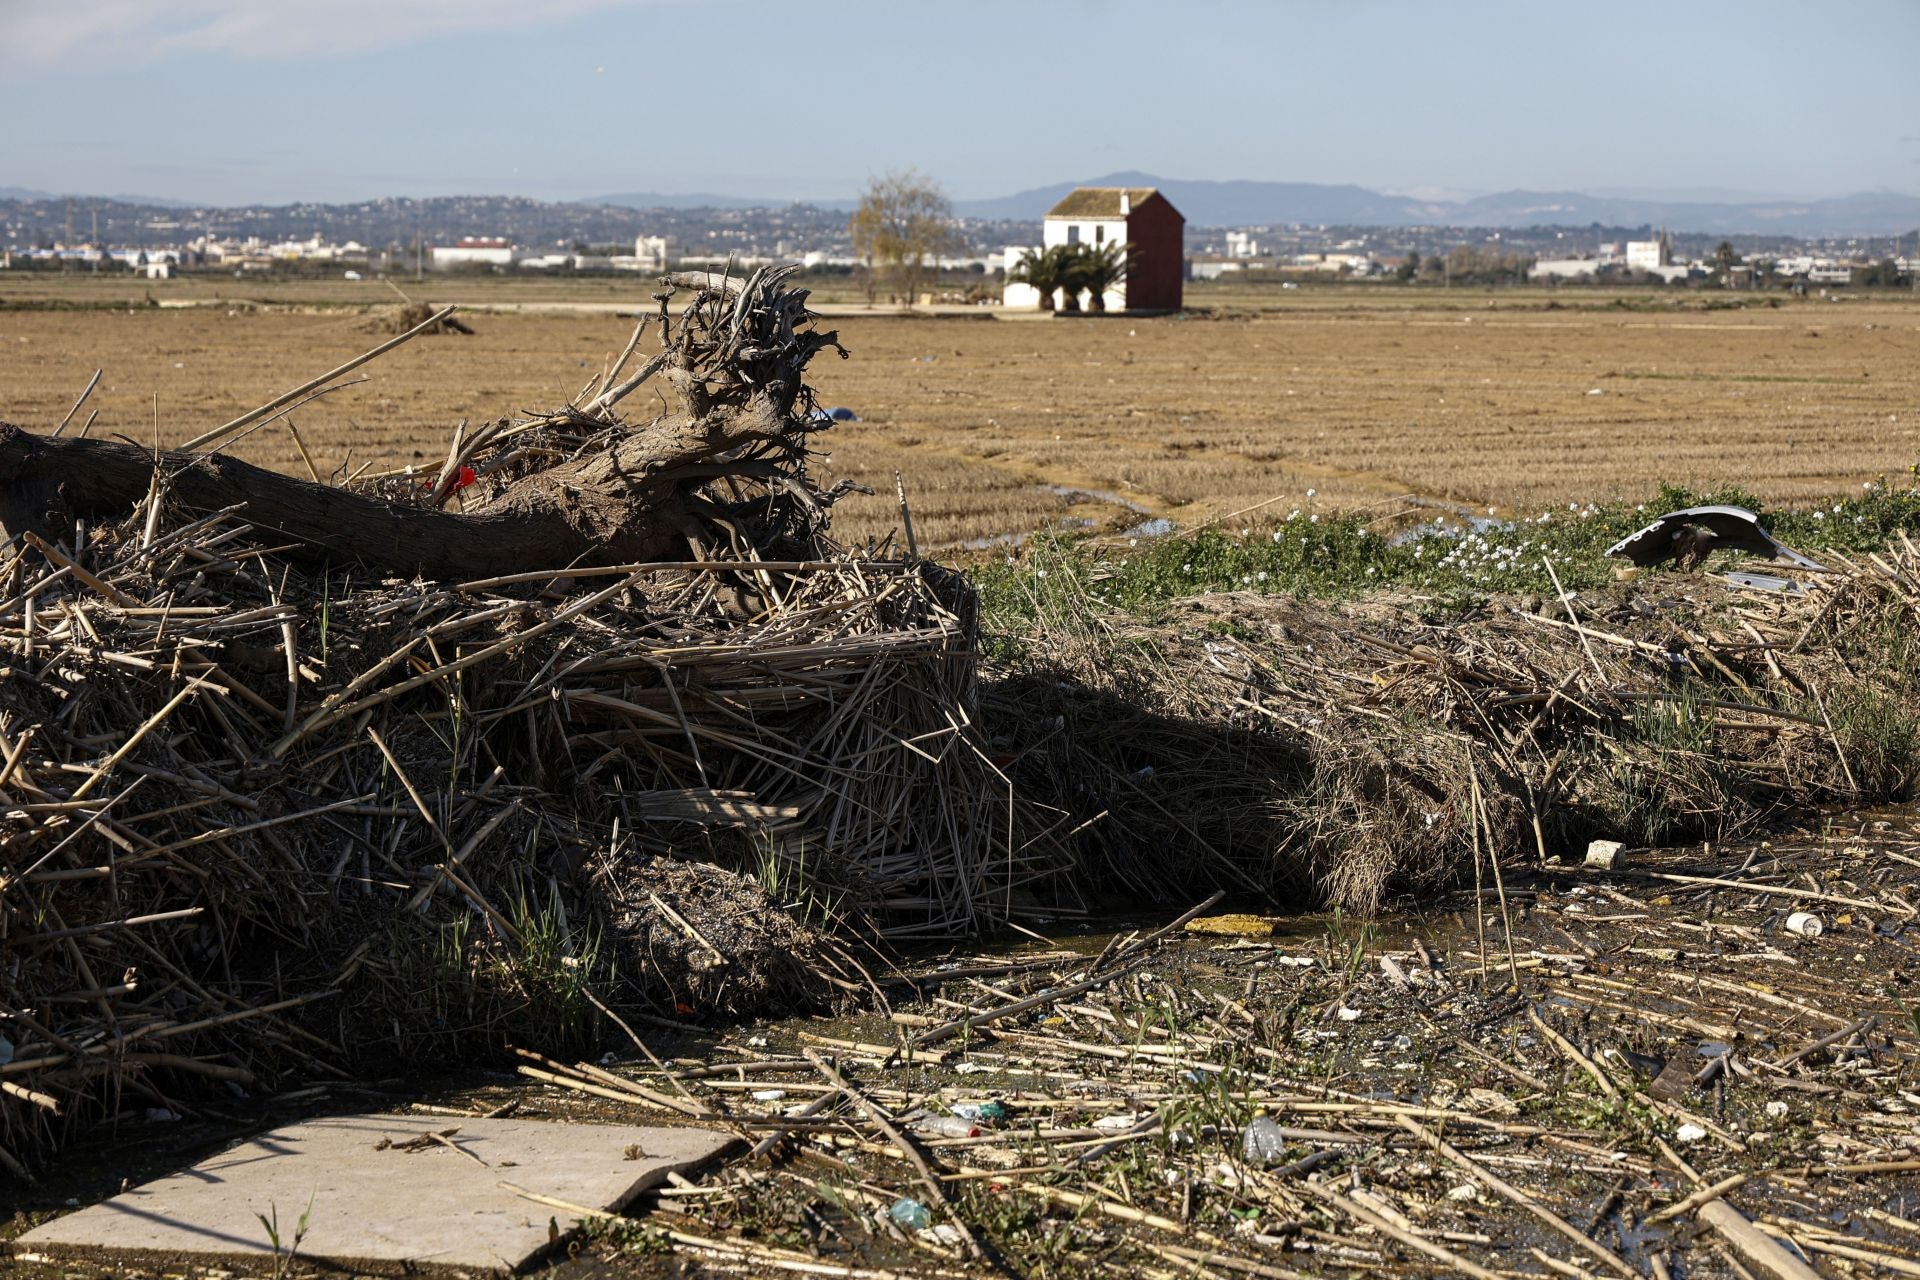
<box><xmin>2</xmin><ymin>0</ymin><xmax>668</xmax><ymax>67</ymax></box>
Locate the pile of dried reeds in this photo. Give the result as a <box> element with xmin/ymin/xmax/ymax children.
<box><xmin>0</xmin><ymin>268</ymin><xmax>1061</xmax><ymax>1171</ymax></box>
<box><xmin>355</xmin><ymin>299</ymin><xmax>475</xmax><ymax>335</ymax></box>
<box><xmin>988</xmin><ymin>542</ymin><xmax>1920</xmax><ymax>913</ymax></box>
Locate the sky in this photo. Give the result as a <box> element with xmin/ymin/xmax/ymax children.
<box><xmin>2</xmin><ymin>0</ymin><xmax>1917</xmax><ymax>206</ymax></box>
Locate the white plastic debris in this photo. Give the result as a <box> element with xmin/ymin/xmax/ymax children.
<box><xmin>1095</xmin><ymin>1112</ymin><xmax>1142</xmax><ymax>1131</ymax></box>
<box><xmin>751</xmin><ymin>1089</ymin><xmax>787</xmax><ymax>1102</ymax></box>
<box><xmin>1242</xmin><ymin>1116</ymin><xmax>1289</xmax><ymax>1164</ymax></box>
<box><xmin>1336</xmin><ymin>1007</ymin><xmax>1363</xmax><ymax>1022</ymax></box>
<box><xmin>1785</xmin><ymin>911</ymin><xmax>1824</xmax><ymax>938</ymax></box>
<box><xmin>1447</xmin><ymin>1183</ymin><xmax>1480</xmax><ymax>1201</ymax></box>
<box><xmin>1766</xmin><ymin>1100</ymin><xmax>1791</xmax><ymax>1118</ymax></box>
<box><xmin>1674</xmin><ymin>1123</ymin><xmax>1707</xmax><ymax>1144</ymax></box>
<box><xmin>1585</xmin><ymin>839</ymin><xmax>1626</xmax><ymax>870</ymax></box>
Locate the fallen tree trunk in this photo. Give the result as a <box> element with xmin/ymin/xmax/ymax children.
<box><xmin>0</xmin><ymin>421</ymin><xmax>698</xmax><ymax>579</ymax></box>
<box><xmin>1</xmin><ymin>266</ymin><xmax>850</xmax><ymax>580</ymax></box>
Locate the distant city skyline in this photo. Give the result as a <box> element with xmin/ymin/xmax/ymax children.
<box><xmin>3</xmin><ymin>0</ymin><xmax>1917</xmax><ymax>207</ymax></box>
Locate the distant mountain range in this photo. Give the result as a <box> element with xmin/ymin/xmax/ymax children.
<box><xmin>949</xmin><ymin>171</ymin><xmax>1920</xmax><ymax>236</ymax></box>
<box><xmin>0</xmin><ymin>185</ymin><xmax>193</xmax><ymax>208</ymax></box>
<box><xmin>12</xmin><ymin>175</ymin><xmax>1920</xmax><ymax>239</ymax></box>
<box><xmin>587</xmin><ymin>190</ymin><xmax>812</xmax><ymax>212</ymax></box>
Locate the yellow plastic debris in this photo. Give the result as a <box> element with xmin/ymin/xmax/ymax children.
<box><xmin>1184</xmin><ymin>914</ymin><xmax>1275</xmax><ymax>937</ymax></box>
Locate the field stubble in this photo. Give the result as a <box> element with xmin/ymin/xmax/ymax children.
<box><xmin>2</xmin><ymin>288</ymin><xmax>1917</xmax><ymax>548</ymax></box>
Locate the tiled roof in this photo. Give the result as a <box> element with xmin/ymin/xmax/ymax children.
<box><xmin>1044</xmin><ymin>187</ymin><xmax>1159</xmax><ymax>219</ymax></box>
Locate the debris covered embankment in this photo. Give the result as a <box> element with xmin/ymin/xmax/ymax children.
<box><xmin>984</xmin><ymin>538</ymin><xmax>1920</xmax><ymax>913</ymax></box>
<box><xmin>469</xmin><ymin>817</ymin><xmax>1920</xmax><ymax>1280</ymax></box>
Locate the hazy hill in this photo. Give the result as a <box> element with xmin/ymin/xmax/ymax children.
<box><xmin>955</xmin><ymin>171</ymin><xmax>1428</xmax><ymax>226</ymax></box>
<box><xmin>7</xmin><ymin>179</ymin><xmax>1917</xmax><ymax>247</ymax></box>
<box><xmin>956</xmin><ymin>171</ymin><xmax>1920</xmax><ymax>236</ymax></box>
<box><xmin>588</xmin><ymin>191</ymin><xmax>814</xmax><ymax>211</ymax></box>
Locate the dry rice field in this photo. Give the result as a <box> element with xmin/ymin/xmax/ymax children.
<box><xmin>3</xmin><ymin>286</ymin><xmax>1917</xmax><ymax>548</ymax></box>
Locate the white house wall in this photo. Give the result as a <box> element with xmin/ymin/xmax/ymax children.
<box><xmin>1042</xmin><ymin>218</ymin><xmax>1128</xmax><ymax>250</ymax></box>
<box><xmin>1044</xmin><ymin>218</ymin><xmax>1131</xmax><ymax>310</ymax></box>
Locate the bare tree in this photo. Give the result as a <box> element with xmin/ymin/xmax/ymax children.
<box><xmin>848</xmin><ymin>169</ymin><xmax>964</xmax><ymax>306</ymax></box>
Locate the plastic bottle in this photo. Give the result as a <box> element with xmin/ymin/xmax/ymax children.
<box><xmin>1242</xmin><ymin>1115</ymin><xmax>1289</xmax><ymax>1164</ymax></box>
<box><xmin>889</xmin><ymin>1198</ymin><xmax>932</xmax><ymax>1231</ymax></box>
<box><xmin>911</xmin><ymin>1114</ymin><xmax>980</xmax><ymax>1138</ymax></box>
<box><xmin>950</xmin><ymin>1101</ymin><xmax>1007</xmax><ymax>1125</ymax></box>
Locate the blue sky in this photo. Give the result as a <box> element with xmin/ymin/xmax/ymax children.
<box><xmin>2</xmin><ymin>0</ymin><xmax>1916</xmax><ymax>205</ymax></box>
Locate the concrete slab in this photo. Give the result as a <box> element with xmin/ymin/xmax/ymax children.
<box><xmin>17</xmin><ymin>1112</ymin><xmax>734</xmax><ymax>1273</ymax></box>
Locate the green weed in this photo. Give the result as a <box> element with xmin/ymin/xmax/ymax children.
<box><xmin>255</xmin><ymin>1191</ymin><xmax>315</xmax><ymax>1280</ymax></box>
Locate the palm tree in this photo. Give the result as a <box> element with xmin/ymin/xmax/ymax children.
<box><xmin>1009</xmin><ymin>245</ymin><xmax>1067</xmax><ymax>312</ymax></box>
<box><xmin>1075</xmin><ymin>241</ymin><xmax>1136</xmax><ymax>312</ymax></box>
<box><xmin>1055</xmin><ymin>243</ymin><xmax>1094</xmax><ymax>312</ymax></box>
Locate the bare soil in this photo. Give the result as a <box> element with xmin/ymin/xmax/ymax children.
<box><xmin>3</xmin><ymin>289</ymin><xmax>1916</xmax><ymax>550</ymax></box>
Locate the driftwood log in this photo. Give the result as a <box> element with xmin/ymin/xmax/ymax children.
<box><xmin>0</xmin><ymin>267</ymin><xmax>853</xmax><ymax>579</ymax></box>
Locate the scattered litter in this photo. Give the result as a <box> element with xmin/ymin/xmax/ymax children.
<box><xmin>1585</xmin><ymin>839</ymin><xmax>1626</xmax><ymax>870</ymax></box>
<box><xmin>950</xmin><ymin>1100</ymin><xmax>1008</xmax><ymax>1125</ymax></box>
<box><xmin>888</xmin><ymin>1198</ymin><xmax>932</xmax><ymax>1230</ymax></box>
<box><xmin>1786</xmin><ymin>911</ymin><xmax>1825</xmax><ymax>938</ymax></box>
<box><xmin>910</xmin><ymin>1113</ymin><xmax>979</xmax><ymax>1138</ymax></box>
<box><xmin>1242</xmin><ymin>1116</ymin><xmax>1289</xmax><ymax>1165</ymax></box>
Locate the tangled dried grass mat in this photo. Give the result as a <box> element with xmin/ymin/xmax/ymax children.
<box><xmin>985</xmin><ymin>546</ymin><xmax>1920</xmax><ymax>914</ymax></box>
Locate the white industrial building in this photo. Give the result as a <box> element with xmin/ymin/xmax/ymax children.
<box><xmin>430</xmin><ymin>237</ymin><xmax>516</xmax><ymax>269</ymax></box>
<box><xmin>1625</xmin><ymin>234</ymin><xmax>1671</xmax><ymax>271</ymax></box>
<box><xmin>1618</xmin><ymin>232</ymin><xmax>1695</xmax><ymax>282</ymax></box>
<box><xmin>1530</xmin><ymin>257</ymin><xmax>1601</xmax><ymax>281</ymax></box>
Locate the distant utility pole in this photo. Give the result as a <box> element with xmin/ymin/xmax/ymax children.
<box><xmin>65</xmin><ymin>195</ymin><xmax>74</xmax><ymax>246</ymax></box>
